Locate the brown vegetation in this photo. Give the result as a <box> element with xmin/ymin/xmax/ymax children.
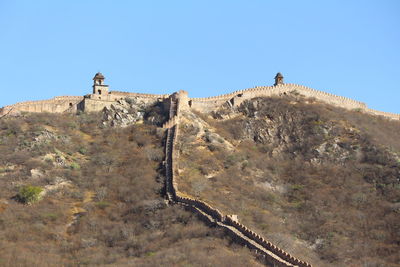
<box><xmin>2</xmin><ymin>93</ymin><xmax>399</xmax><ymax>266</ymax></box>
<box><xmin>176</xmin><ymin>95</ymin><xmax>400</xmax><ymax>267</ymax></box>
<box><xmin>0</xmin><ymin>112</ymin><xmax>263</xmax><ymax>266</ymax></box>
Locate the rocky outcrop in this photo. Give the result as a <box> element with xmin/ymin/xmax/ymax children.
<box><xmin>212</xmin><ymin>96</ymin><xmax>370</xmax><ymax>164</ymax></box>
<box><xmin>102</xmin><ymin>98</ymin><xmax>146</xmax><ymax>127</ymax></box>
<box><xmin>102</xmin><ymin>97</ymin><xmax>170</xmax><ymax>127</ymax></box>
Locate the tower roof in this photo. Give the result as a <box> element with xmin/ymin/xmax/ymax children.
<box><xmin>275</xmin><ymin>72</ymin><xmax>283</xmax><ymax>78</ymax></box>
<box><xmin>93</xmin><ymin>72</ymin><xmax>105</xmax><ymax>80</ymax></box>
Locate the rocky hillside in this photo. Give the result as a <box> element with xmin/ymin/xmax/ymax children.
<box><xmin>176</xmin><ymin>93</ymin><xmax>400</xmax><ymax>267</ymax></box>
<box><xmin>0</xmin><ymin>111</ymin><xmax>263</xmax><ymax>266</ymax></box>
<box><xmin>1</xmin><ymin>93</ymin><xmax>399</xmax><ymax>266</ymax></box>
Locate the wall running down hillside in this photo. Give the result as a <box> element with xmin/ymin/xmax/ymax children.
<box><xmin>163</xmin><ymin>92</ymin><xmax>312</xmax><ymax>267</ymax></box>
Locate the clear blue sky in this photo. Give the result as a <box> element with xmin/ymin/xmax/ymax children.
<box><xmin>1</xmin><ymin>1</ymin><xmax>399</xmax><ymax>113</ymax></box>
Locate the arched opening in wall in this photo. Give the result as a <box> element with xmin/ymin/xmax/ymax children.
<box><xmin>69</xmin><ymin>103</ymin><xmax>73</xmax><ymax>107</ymax></box>
<box><xmin>98</xmin><ymin>90</ymin><xmax>102</xmax><ymax>95</ymax></box>
<box><xmin>188</xmin><ymin>100</ymin><xmax>192</xmax><ymax>107</ymax></box>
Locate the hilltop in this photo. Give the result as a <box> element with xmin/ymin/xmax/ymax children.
<box><xmin>1</xmin><ymin>73</ymin><xmax>399</xmax><ymax>122</ymax></box>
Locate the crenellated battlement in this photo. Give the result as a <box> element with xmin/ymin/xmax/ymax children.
<box><xmin>1</xmin><ymin>96</ymin><xmax>84</xmax><ymax>114</ymax></box>
<box><xmin>186</xmin><ymin>82</ymin><xmax>399</xmax><ymax>120</ymax></box>
<box><xmin>189</xmin><ymin>83</ymin><xmax>369</xmax><ymax>114</ymax></box>
<box><xmin>109</xmin><ymin>91</ymin><xmax>170</xmax><ymax>99</ymax></box>
<box><xmin>364</xmin><ymin>107</ymin><xmax>400</xmax><ymax>120</ymax></box>
<box><xmin>3</xmin><ymin>96</ymin><xmax>83</xmax><ymax>108</ymax></box>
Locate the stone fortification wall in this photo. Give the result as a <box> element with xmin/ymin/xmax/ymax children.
<box><xmin>162</xmin><ymin>92</ymin><xmax>312</xmax><ymax>267</ymax></box>
<box><xmin>189</xmin><ymin>83</ymin><xmax>368</xmax><ymax>114</ymax></box>
<box><xmin>3</xmin><ymin>83</ymin><xmax>397</xmax><ymax>120</ymax></box>
<box><xmin>224</xmin><ymin>216</ymin><xmax>311</xmax><ymax>267</ymax></box>
<box><xmin>189</xmin><ymin>83</ymin><xmax>399</xmax><ymax>120</ymax></box>
<box><xmin>81</xmin><ymin>98</ymin><xmax>116</xmax><ymax>112</ymax></box>
<box><xmin>1</xmin><ymin>96</ymin><xmax>84</xmax><ymax>115</ymax></box>
<box><xmin>162</xmin><ymin>116</ymin><xmax>179</xmax><ymax>129</ymax></box>
<box><xmin>0</xmin><ymin>89</ymin><xmax>171</xmax><ymax>116</ymax></box>
<box><xmin>82</xmin><ymin>91</ymin><xmax>170</xmax><ymax>113</ymax></box>
<box><xmin>110</xmin><ymin>91</ymin><xmax>169</xmax><ymax>99</ymax></box>
<box><xmin>364</xmin><ymin>108</ymin><xmax>400</xmax><ymax>120</ymax></box>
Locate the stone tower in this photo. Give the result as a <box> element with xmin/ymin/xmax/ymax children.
<box><xmin>93</xmin><ymin>72</ymin><xmax>109</xmax><ymax>96</ymax></box>
<box><xmin>178</xmin><ymin>90</ymin><xmax>190</xmax><ymax>111</ymax></box>
<box><xmin>274</xmin><ymin>72</ymin><xmax>284</xmax><ymax>86</ymax></box>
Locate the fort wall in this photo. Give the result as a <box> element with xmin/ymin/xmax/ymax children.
<box><xmin>0</xmin><ymin>90</ymin><xmax>171</xmax><ymax>115</ymax></box>
<box><xmin>189</xmin><ymin>83</ymin><xmax>367</xmax><ymax>112</ymax></box>
<box><xmin>224</xmin><ymin>216</ymin><xmax>311</xmax><ymax>267</ymax></box>
<box><xmin>81</xmin><ymin>98</ymin><xmax>115</xmax><ymax>112</ymax></box>
<box><xmin>364</xmin><ymin>107</ymin><xmax>400</xmax><ymax>120</ymax></box>
<box><xmin>110</xmin><ymin>90</ymin><xmax>169</xmax><ymax>99</ymax></box>
<box><xmin>83</xmin><ymin>91</ymin><xmax>169</xmax><ymax>112</ymax></box>
<box><xmin>162</xmin><ymin>92</ymin><xmax>313</xmax><ymax>267</ymax></box>
<box><xmin>1</xmin><ymin>82</ymin><xmax>398</xmax><ymax>121</ymax></box>
<box><xmin>188</xmin><ymin>83</ymin><xmax>399</xmax><ymax>120</ymax></box>
<box><xmin>1</xmin><ymin>96</ymin><xmax>84</xmax><ymax>115</ymax></box>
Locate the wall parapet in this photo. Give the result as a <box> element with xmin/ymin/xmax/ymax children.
<box><xmin>364</xmin><ymin>108</ymin><xmax>400</xmax><ymax>120</ymax></box>
<box><xmin>3</xmin><ymin>83</ymin><xmax>397</xmax><ymax>121</ymax></box>
<box><xmin>162</xmin><ymin>116</ymin><xmax>178</xmax><ymax>129</ymax></box>
<box><xmin>110</xmin><ymin>90</ymin><xmax>169</xmax><ymax>99</ymax></box>
<box><xmin>189</xmin><ymin>83</ymin><xmax>364</xmax><ymax>106</ymax></box>
<box><xmin>3</xmin><ymin>96</ymin><xmax>83</xmax><ymax>109</ymax></box>
<box><xmin>224</xmin><ymin>216</ymin><xmax>311</xmax><ymax>267</ymax></box>
<box><xmin>187</xmin><ymin>83</ymin><xmax>400</xmax><ymax>121</ymax></box>
<box><xmin>1</xmin><ymin>96</ymin><xmax>85</xmax><ymax>115</ymax></box>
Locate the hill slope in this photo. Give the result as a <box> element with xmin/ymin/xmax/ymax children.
<box><xmin>0</xmin><ymin>112</ymin><xmax>263</xmax><ymax>266</ymax></box>
<box><xmin>176</xmin><ymin>93</ymin><xmax>400</xmax><ymax>266</ymax></box>
<box><xmin>1</xmin><ymin>92</ymin><xmax>399</xmax><ymax>266</ymax></box>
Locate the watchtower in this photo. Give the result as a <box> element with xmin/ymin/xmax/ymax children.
<box><xmin>178</xmin><ymin>90</ymin><xmax>190</xmax><ymax>111</ymax></box>
<box><xmin>274</xmin><ymin>72</ymin><xmax>284</xmax><ymax>86</ymax></box>
<box><xmin>93</xmin><ymin>72</ymin><xmax>109</xmax><ymax>95</ymax></box>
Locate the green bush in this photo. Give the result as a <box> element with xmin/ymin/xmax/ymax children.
<box><xmin>96</xmin><ymin>201</ymin><xmax>111</xmax><ymax>209</ymax></box>
<box><xmin>43</xmin><ymin>212</ymin><xmax>58</xmax><ymax>221</ymax></box>
<box><xmin>70</xmin><ymin>162</ymin><xmax>81</xmax><ymax>170</ymax></box>
<box><xmin>78</xmin><ymin>147</ymin><xmax>87</xmax><ymax>155</ymax></box>
<box><xmin>17</xmin><ymin>185</ymin><xmax>43</xmax><ymax>204</ymax></box>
